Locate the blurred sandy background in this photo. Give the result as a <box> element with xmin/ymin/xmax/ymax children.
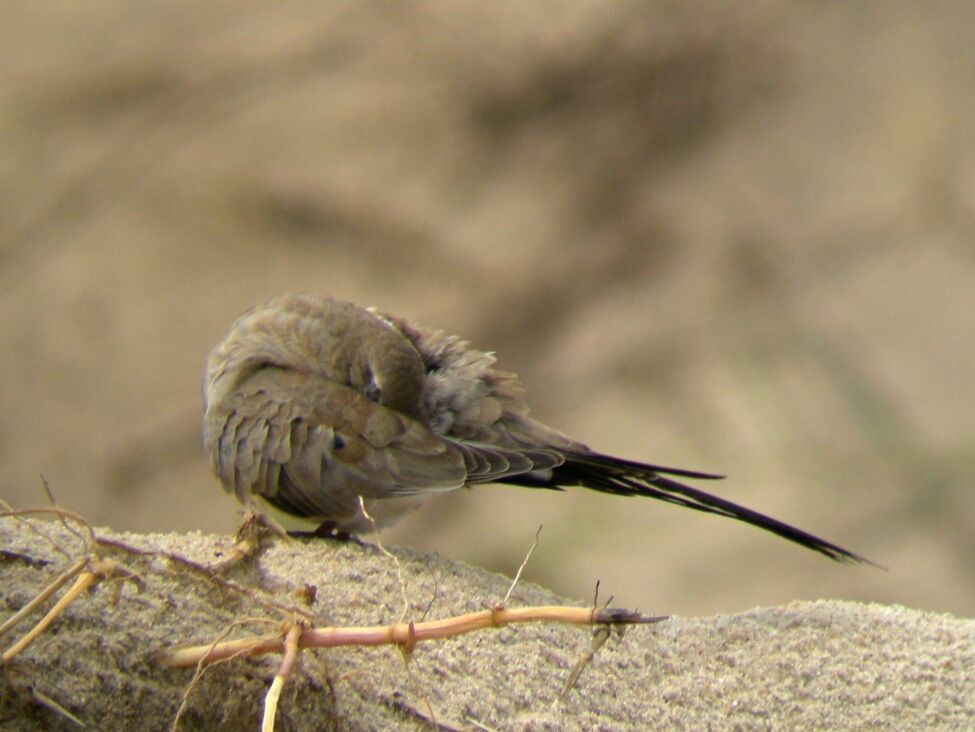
<box><xmin>2</xmin><ymin>1</ymin><xmax>972</xmax><ymax>618</ymax></box>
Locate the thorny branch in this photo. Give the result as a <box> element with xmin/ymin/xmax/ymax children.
<box><xmin>162</xmin><ymin>605</ymin><xmax>665</xmax><ymax>667</ymax></box>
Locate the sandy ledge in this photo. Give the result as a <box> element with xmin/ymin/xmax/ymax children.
<box><xmin>1</xmin><ymin>519</ymin><xmax>972</xmax><ymax>731</ymax></box>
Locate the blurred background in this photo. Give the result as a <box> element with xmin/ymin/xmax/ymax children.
<box><xmin>2</xmin><ymin>1</ymin><xmax>973</xmax><ymax>618</ymax></box>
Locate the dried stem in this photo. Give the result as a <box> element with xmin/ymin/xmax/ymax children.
<box><xmin>0</xmin><ymin>507</ymin><xmax>95</xmax><ymax>559</ymax></box>
<box><xmin>0</xmin><ymin>557</ymin><xmax>87</xmax><ymax>641</ymax></box>
<box><xmin>40</xmin><ymin>475</ymin><xmax>88</xmax><ymax>551</ymax></box>
<box><xmin>262</xmin><ymin>621</ymin><xmax>304</xmax><ymax>732</ymax></box>
<box><xmin>501</xmin><ymin>525</ymin><xmax>541</xmax><ymax>607</ymax></box>
<box><xmin>2</xmin><ymin>559</ymin><xmax>116</xmax><ymax>662</ymax></box>
<box><xmin>558</xmin><ymin>625</ymin><xmax>612</xmax><ymax>701</ymax></box>
<box><xmin>210</xmin><ymin>511</ymin><xmax>284</xmax><ymax>574</ymax></box>
<box><xmin>358</xmin><ymin>496</ymin><xmax>411</xmax><ymax>623</ymax></box>
<box><xmin>94</xmin><ymin>535</ymin><xmax>316</xmax><ymax>622</ymax></box>
<box><xmin>163</xmin><ymin>605</ymin><xmax>666</xmax><ymax>667</ymax></box>
<box><xmin>170</xmin><ymin>621</ymin><xmax>267</xmax><ymax>732</ymax></box>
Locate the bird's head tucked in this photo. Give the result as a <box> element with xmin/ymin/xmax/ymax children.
<box><xmin>205</xmin><ymin>293</ymin><xmax>425</xmax><ymax>417</ymax></box>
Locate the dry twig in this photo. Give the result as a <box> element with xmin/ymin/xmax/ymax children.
<box><xmin>500</xmin><ymin>525</ymin><xmax>542</xmax><ymax>607</ymax></box>
<box><xmin>0</xmin><ymin>506</ymin><xmax>140</xmax><ymax>665</ymax></box>
<box><xmin>163</xmin><ymin>605</ymin><xmax>665</xmax><ymax>667</ymax></box>
<box><xmin>262</xmin><ymin>619</ymin><xmax>306</xmax><ymax>732</ymax></box>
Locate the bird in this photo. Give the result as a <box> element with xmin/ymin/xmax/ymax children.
<box><xmin>203</xmin><ymin>292</ymin><xmax>866</xmax><ymax>563</ymax></box>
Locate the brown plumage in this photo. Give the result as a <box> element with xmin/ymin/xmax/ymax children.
<box><xmin>204</xmin><ymin>293</ymin><xmax>866</xmax><ymax>563</ymax></box>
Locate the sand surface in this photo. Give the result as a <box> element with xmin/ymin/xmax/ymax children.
<box><xmin>2</xmin><ymin>519</ymin><xmax>972</xmax><ymax>730</ymax></box>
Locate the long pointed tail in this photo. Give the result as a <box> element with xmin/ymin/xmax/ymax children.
<box><xmin>506</xmin><ymin>450</ymin><xmax>871</xmax><ymax>565</ymax></box>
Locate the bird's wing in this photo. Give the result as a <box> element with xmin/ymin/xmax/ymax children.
<box><xmin>450</xmin><ymin>440</ymin><xmax>564</xmax><ymax>483</ymax></box>
<box><xmin>205</xmin><ymin>366</ymin><xmax>469</xmax><ymax>517</ymax></box>
<box><xmin>205</xmin><ymin>366</ymin><xmax>560</xmax><ymax>520</ymax></box>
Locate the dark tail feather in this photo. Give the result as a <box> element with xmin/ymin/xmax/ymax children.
<box><xmin>505</xmin><ymin>451</ymin><xmax>871</xmax><ymax>565</ymax></box>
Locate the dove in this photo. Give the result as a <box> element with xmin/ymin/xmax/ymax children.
<box><xmin>204</xmin><ymin>293</ymin><xmax>866</xmax><ymax>563</ymax></box>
